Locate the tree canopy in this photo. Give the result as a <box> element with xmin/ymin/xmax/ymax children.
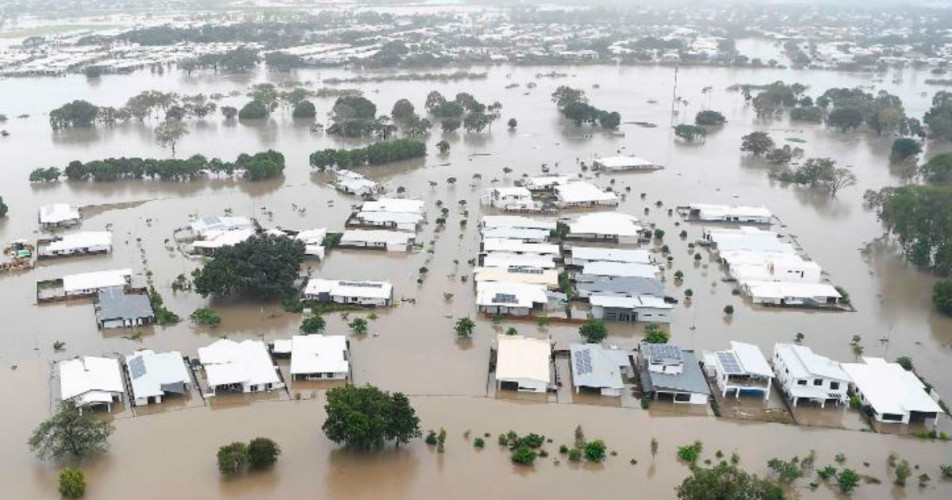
<box><xmin>28</xmin><ymin>401</ymin><xmax>114</xmax><ymax>461</ymax></box>
<box><xmin>924</xmin><ymin>90</ymin><xmax>952</xmax><ymax>141</ymax></box>
<box><xmin>677</xmin><ymin>462</ymin><xmax>784</xmax><ymax>500</ymax></box>
<box><xmin>193</xmin><ymin>234</ymin><xmax>305</xmax><ymax>298</ymax></box>
<box><xmin>322</xmin><ymin>385</ymin><xmax>421</xmax><ymax>450</ymax></box>
<box><xmin>579</xmin><ymin>320</ymin><xmax>608</xmax><ymax>343</ymax></box>
<box><xmin>695</xmin><ymin>110</ymin><xmax>726</xmax><ymax>126</ymax></box>
<box><xmin>309</xmin><ymin>139</ymin><xmax>426</xmax><ymax>170</ymax></box>
<box><xmin>50</xmin><ymin>100</ymin><xmax>100</xmax><ymax>130</ymax></box>
<box><xmin>865</xmin><ymin>184</ymin><xmax>952</xmax><ymax>275</ymax></box>
<box><xmin>740</xmin><ymin>132</ymin><xmax>774</xmax><ymax>157</ymax></box>
<box><xmin>551</xmin><ymin>86</ymin><xmax>621</xmax><ymax>129</ymax></box>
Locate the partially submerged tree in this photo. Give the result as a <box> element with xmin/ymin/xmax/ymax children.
<box><xmin>193</xmin><ymin>234</ymin><xmax>305</xmax><ymax>299</ymax></box>
<box><xmin>579</xmin><ymin>320</ymin><xmax>608</xmax><ymax>343</ymax></box>
<box><xmin>322</xmin><ymin>385</ymin><xmax>421</xmax><ymax>450</ymax></box>
<box><xmin>677</xmin><ymin>462</ymin><xmax>782</xmax><ymax>500</ymax></box>
<box><xmin>740</xmin><ymin>132</ymin><xmax>774</xmax><ymax>157</ymax></box>
<box><xmin>29</xmin><ymin>401</ymin><xmax>114</xmax><ymax>461</ymax></box>
<box><xmin>155</xmin><ymin>119</ymin><xmax>189</xmax><ymax>157</ymax></box>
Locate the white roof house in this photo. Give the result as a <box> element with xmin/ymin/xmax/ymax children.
<box><xmin>743</xmin><ymin>281</ymin><xmax>841</xmax><ymax>307</ymax></box>
<box><xmin>481</xmin><ymin>215</ymin><xmax>556</xmax><ymax>231</ymax></box>
<box><xmin>352</xmin><ymin>211</ymin><xmax>423</xmax><ymax>232</ymax></box>
<box><xmin>38</xmin><ymin>231</ymin><xmax>112</xmax><ymax>257</ymax></box>
<box><xmin>189</xmin><ymin>216</ymin><xmax>255</xmax><ymax>237</ymax></box>
<box><xmin>522</xmin><ymin>175</ymin><xmax>573</xmax><ymax>191</ymax></box>
<box><xmin>482</xmin><ymin>252</ymin><xmax>557</xmax><ymax>269</ymax></box>
<box><xmin>339</xmin><ymin>230</ymin><xmax>415</xmax><ymax>252</ymax></box>
<box><xmin>286</xmin><ymin>335</ymin><xmax>349</xmax><ymax>380</ymax></box>
<box><xmin>303</xmin><ymin>279</ymin><xmax>393</xmax><ymax>306</ymax></box>
<box><xmin>554</xmin><ymin>182</ymin><xmax>619</xmax><ymax>207</ymax></box>
<box><xmin>477</xmin><ymin>281</ymin><xmax>549</xmax><ymax>316</ymax></box>
<box><xmin>336</xmin><ymin>176</ymin><xmax>381</xmax><ymax>196</ymax></box>
<box><xmin>567</xmin><ymin>213</ymin><xmax>642</xmax><ymax>243</ymax></box>
<box><xmin>197</xmin><ymin>339</ymin><xmax>283</xmax><ymax>395</ymax></box>
<box><xmin>687</xmin><ymin>204</ymin><xmax>772</xmax><ymax>224</ymax></box>
<box><xmin>569</xmin><ymin>343</ymin><xmax>628</xmax><ymax>396</ymax></box>
<box><xmin>294</xmin><ymin>228</ymin><xmax>327</xmax><ymax>259</ymax></box>
<box><xmin>590</xmin><ymin>294</ymin><xmax>673</xmax><ymax>323</ymax></box>
<box><xmin>39</xmin><ymin>204</ymin><xmax>81</xmax><ymax>227</ymax></box>
<box><xmin>481</xmin><ymin>238</ymin><xmax>560</xmax><ymax>256</ymax></box>
<box><xmin>63</xmin><ymin>268</ymin><xmax>133</xmax><ymax>296</ymax></box>
<box><xmin>481</xmin><ymin>227</ymin><xmax>550</xmax><ymax>242</ymax></box>
<box><xmin>842</xmin><ymin>357</ymin><xmax>942</xmax><ymax>424</ymax></box>
<box><xmin>474</xmin><ymin>266</ymin><xmax>559</xmax><ymax>288</ymax></box>
<box><xmin>125</xmin><ymin>350</ymin><xmax>191</xmax><ymax>406</ymax></box>
<box><xmin>593</xmin><ymin>155</ymin><xmax>663</xmax><ymax>172</ymax></box>
<box><xmin>707</xmin><ymin>341</ymin><xmax>773</xmax><ymax>402</ymax></box>
<box><xmin>582</xmin><ymin>261</ymin><xmax>658</xmax><ymax>279</ymax></box>
<box><xmin>484</xmin><ymin>186</ymin><xmax>540</xmax><ymax>212</ymax></box>
<box><xmin>730</xmin><ymin>256</ymin><xmax>823</xmax><ymax>284</ymax></box>
<box><xmin>59</xmin><ymin>356</ymin><xmax>124</xmax><ymax>411</ymax></box>
<box><xmin>495</xmin><ymin>335</ymin><xmax>552</xmax><ymax>393</ymax></box>
<box><xmin>191</xmin><ymin>228</ymin><xmax>256</xmax><ymax>254</ymax></box>
<box><xmin>361</xmin><ymin>198</ymin><xmax>426</xmax><ymax>214</ymax></box>
<box><xmin>565</xmin><ymin>246</ymin><xmax>653</xmax><ymax>266</ymax></box>
<box><xmin>773</xmin><ymin>344</ymin><xmax>850</xmax><ymax>408</ymax></box>
<box><xmin>704</xmin><ymin>227</ymin><xmax>794</xmax><ymax>254</ymax></box>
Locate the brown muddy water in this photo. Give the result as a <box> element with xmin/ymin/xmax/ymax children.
<box><xmin>1</xmin><ymin>63</ymin><xmax>952</xmax><ymax>499</ymax></box>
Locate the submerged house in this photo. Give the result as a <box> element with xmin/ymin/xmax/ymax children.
<box><xmin>63</xmin><ymin>268</ymin><xmax>133</xmax><ymax>297</ymax></box>
<box><xmin>477</xmin><ymin>281</ymin><xmax>548</xmax><ymax>316</ymax></box>
<box><xmin>569</xmin><ymin>343</ymin><xmax>629</xmax><ymax>397</ymax></box>
<box><xmin>303</xmin><ymin>279</ymin><xmax>393</xmax><ymax>307</ymax></box>
<box><xmin>554</xmin><ymin>182</ymin><xmax>619</xmax><ymax>208</ymax></box>
<box><xmin>842</xmin><ymin>357</ymin><xmax>942</xmax><ymax>425</ymax></box>
<box><xmin>37</xmin><ymin>231</ymin><xmax>112</xmax><ymax>258</ymax></box>
<box><xmin>590</xmin><ymin>294</ymin><xmax>673</xmax><ymax>323</ymax></box>
<box><xmin>482</xmin><ymin>252</ymin><xmax>557</xmax><ymax>270</ymax></box>
<box><xmin>575</xmin><ymin>275</ymin><xmax>666</xmax><ymax>299</ymax></box>
<box><xmin>94</xmin><ymin>287</ymin><xmax>155</xmax><ymax>329</ymax></box>
<box><xmin>564</xmin><ymin>246</ymin><xmax>653</xmax><ymax>267</ymax></box>
<box><xmin>293</xmin><ymin>228</ymin><xmax>327</xmax><ymax>259</ymax></box>
<box><xmin>335</xmin><ymin>172</ymin><xmax>382</xmax><ymax>196</ymax></box>
<box><xmin>522</xmin><ymin>175</ymin><xmax>573</xmax><ymax>191</ymax></box>
<box><xmin>124</xmin><ymin>350</ymin><xmax>191</xmax><ymax>406</ymax></box>
<box><xmin>773</xmin><ymin>343</ymin><xmax>850</xmax><ymax>408</ymax></box>
<box><xmin>349</xmin><ymin>211</ymin><xmax>423</xmax><ymax>232</ymax></box>
<box><xmin>638</xmin><ymin>344</ymin><xmax>710</xmax><ymax>404</ymax></box>
<box><xmin>566</xmin><ymin>213</ymin><xmax>642</xmax><ymax>244</ymax></box>
<box><xmin>189</xmin><ymin>216</ymin><xmax>255</xmax><ymax>238</ymax></box>
<box><xmin>722</xmin><ymin>252</ymin><xmax>823</xmax><ymax>284</ymax></box>
<box><xmin>339</xmin><ymin>230</ymin><xmax>415</xmax><ymax>252</ymax></box>
<box><xmin>197</xmin><ymin>339</ymin><xmax>284</xmax><ymax>395</ymax></box>
<box><xmin>481</xmin><ymin>215</ymin><xmax>557</xmax><ymax>232</ymax></box>
<box><xmin>705</xmin><ymin>341</ymin><xmax>773</xmax><ymax>402</ymax></box>
<box><xmin>582</xmin><ymin>261</ymin><xmax>658</xmax><ymax>279</ymax></box>
<box><xmin>39</xmin><ymin>203</ymin><xmax>81</xmax><ymax>228</ymax></box>
<box><xmin>743</xmin><ymin>281</ymin><xmax>841</xmax><ymax>307</ymax></box>
<box><xmin>686</xmin><ymin>204</ymin><xmax>772</xmax><ymax>224</ymax></box>
<box><xmin>361</xmin><ymin>198</ymin><xmax>426</xmax><ymax>215</ymax></box>
<box><xmin>593</xmin><ymin>155</ymin><xmax>663</xmax><ymax>172</ymax></box>
<box><xmin>483</xmin><ymin>186</ymin><xmax>540</xmax><ymax>211</ymax></box>
<box><xmin>58</xmin><ymin>356</ymin><xmax>125</xmax><ymax>412</ymax></box>
<box><xmin>481</xmin><ymin>227</ymin><xmax>550</xmax><ymax>243</ymax></box>
<box><xmin>481</xmin><ymin>238</ymin><xmax>560</xmax><ymax>256</ymax></box>
<box><xmin>474</xmin><ymin>266</ymin><xmax>559</xmax><ymax>289</ymax></box>
<box><xmin>494</xmin><ymin>335</ymin><xmax>552</xmax><ymax>393</ymax></box>
<box><xmin>191</xmin><ymin>228</ymin><xmax>256</xmax><ymax>256</ymax></box>
<box><xmin>273</xmin><ymin>335</ymin><xmax>349</xmax><ymax>381</ymax></box>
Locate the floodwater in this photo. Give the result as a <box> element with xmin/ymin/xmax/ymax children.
<box><xmin>1</xmin><ymin>62</ymin><xmax>952</xmax><ymax>499</ymax></box>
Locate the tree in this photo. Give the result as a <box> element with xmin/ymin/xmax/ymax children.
<box><xmin>436</xmin><ymin>140</ymin><xmax>450</xmax><ymax>155</ymax></box>
<box><xmin>865</xmin><ymin>185</ymin><xmax>952</xmax><ymax>274</ymax></box>
<box><xmin>826</xmin><ymin>107</ymin><xmax>864</xmax><ymax>132</ymax></box>
<box><xmin>463</xmin><ymin>111</ymin><xmax>490</xmax><ymax>133</ymax></box>
<box><xmin>391</xmin><ymin>99</ymin><xmax>415</xmax><ymax>121</ymax></box>
<box><xmin>767</xmin><ymin>457</ymin><xmax>803</xmax><ymax>484</ymax></box>
<box><xmin>155</xmin><ymin>120</ymin><xmax>189</xmax><ymax>156</ymax></box>
<box><xmin>349</xmin><ymin>317</ymin><xmax>368</xmax><ymax>335</ymax></box>
<box><xmin>837</xmin><ymin>468</ymin><xmax>861</xmax><ymax>494</ymax></box>
<box><xmin>510</xmin><ymin>446</ymin><xmax>538</xmax><ymax>465</ymax></box>
<box><xmin>50</xmin><ymin>100</ymin><xmax>100</xmax><ymax>130</ymax></box>
<box><xmin>264</xmin><ymin>51</ymin><xmax>305</xmax><ymax>71</ymax></box>
<box><xmin>584</xmin><ymin>440</ymin><xmax>607</xmax><ymax>462</ymax></box>
<box><xmin>0</xmin><ymin>195</ymin><xmax>6</xmax><ymax>218</ymax></box>
<box><xmin>193</xmin><ymin>234</ymin><xmax>305</xmax><ymax>299</ymax></box>
<box><xmin>824</xmin><ymin>168</ymin><xmax>857</xmax><ymax>196</ymax></box>
<box><xmin>924</xmin><ymin>90</ymin><xmax>952</xmax><ymax>141</ymax></box>
<box><xmin>579</xmin><ymin>320</ymin><xmax>608</xmax><ymax>343</ymax></box>
<box><xmin>29</xmin><ymin>401</ymin><xmax>114</xmax><ymax>461</ymax></box>
<box><xmin>386</xmin><ymin>393</ymin><xmax>422</xmax><ymax>447</ymax></box>
<box><xmin>790</xmin><ymin>106</ymin><xmax>823</xmax><ymax>122</ymax></box>
<box><xmin>507</xmin><ymin>118</ymin><xmax>517</xmax><ymax>129</ymax></box>
<box><xmin>300</xmin><ymin>316</ymin><xmax>326</xmax><ymax>334</ymax></box>
<box><xmin>29</xmin><ymin>167</ymin><xmax>62</xmax><ymax>182</ymax></box>
<box><xmin>643</xmin><ymin>323</ymin><xmax>669</xmax><ymax>344</ymax></box>
<box><xmin>455</xmin><ymin>317</ymin><xmax>475</xmax><ymax>337</ymax></box>
<box><xmin>741</xmin><ymin>132</ymin><xmax>774</xmax><ymax>157</ymax></box>
<box><xmin>221</xmin><ymin>106</ymin><xmax>238</xmax><ymax>119</ymax></box>
<box><xmin>675</xmin><ymin>124</ymin><xmax>706</xmax><ymax>142</ymax></box>
<box><xmin>894</xmin><ymin>459</ymin><xmax>911</xmax><ymax>486</ymax></box>
<box><xmin>251</xmin><ymin>84</ymin><xmax>280</xmax><ymax>109</ymax></box>
<box><xmin>441</xmin><ymin>117</ymin><xmax>461</xmax><ymax>133</ymax></box>
<box><xmin>58</xmin><ymin>468</ymin><xmax>86</xmax><ymax>498</ymax></box>
<box><xmin>935</xmin><ymin>281</ymin><xmax>952</xmax><ymax>316</ymax></box>
<box><xmin>677</xmin><ymin>463</ymin><xmax>782</xmax><ymax>500</ymax></box>
<box><xmin>920</xmin><ymin>153</ymin><xmax>952</xmax><ymax>184</ymax></box>
<box><xmin>695</xmin><ymin>110</ymin><xmax>726</xmax><ymax>126</ymax></box>
<box><xmin>217</xmin><ymin>442</ymin><xmax>249</xmax><ymax>476</ymax></box>
<box><xmin>238</xmin><ymin>100</ymin><xmax>269</xmax><ymax>120</ymax></box>
<box><xmin>247</xmin><ymin>437</ymin><xmax>281</xmax><ymax>470</ymax></box>
<box><xmin>292</xmin><ymin>100</ymin><xmax>316</xmax><ymax>119</ymax></box>
<box><xmin>890</xmin><ymin>138</ymin><xmax>922</xmax><ymax>162</ymax></box>
<box><xmin>322</xmin><ymin>385</ymin><xmax>421</xmax><ymax>450</ymax></box>
<box><xmin>190</xmin><ymin>308</ymin><xmax>221</xmax><ymax>326</ymax></box>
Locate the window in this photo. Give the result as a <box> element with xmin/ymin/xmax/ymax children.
<box><xmin>830</xmin><ymin>382</ymin><xmax>840</xmax><ymax>390</ymax></box>
<box><xmin>813</xmin><ymin>379</ymin><xmax>823</xmax><ymax>386</ymax></box>
<box><xmin>797</xmin><ymin>380</ymin><xmax>807</xmax><ymax>386</ymax></box>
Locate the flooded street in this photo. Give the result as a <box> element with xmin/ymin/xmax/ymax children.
<box><xmin>2</xmin><ymin>63</ymin><xmax>952</xmax><ymax>498</ymax></box>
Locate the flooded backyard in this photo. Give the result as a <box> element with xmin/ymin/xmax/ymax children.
<box><xmin>2</xmin><ymin>62</ymin><xmax>952</xmax><ymax>498</ymax></box>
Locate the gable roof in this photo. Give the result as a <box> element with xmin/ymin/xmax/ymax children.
<box><xmin>568</xmin><ymin>212</ymin><xmax>641</xmax><ymax>237</ymax></box>
<box><xmin>125</xmin><ymin>350</ymin><xmax>190</xmax><ymax>400</ymax></box>
<box><xmin>59</xmin><ymin>356</ymin><xmax>124</xmax><ymax>405</ymax></box>
<box><xmin>569</xmin><ymin>343</ymin><xmax>626</xmax><ymax>390</ymax></box>
<box><xmin>774</xmin><ymin>343</ymin><xmax>849</xmax><ymax>381</ymax></box>
<box><xmin>198</xmin><ymin>339</ymin><xmax>280</xmax><ymax>388</ymax></box>
<box><xmin>289</xmin><ymin>335</ymin><xmax>349</xmax><ymax>375</ymax></box>
<box><xmin>496</xmin><ymin>335</ymin><xmax>551</xmax><ymax>385</ymax></box>
<box><xmin>842</xmin><ymin>357</ymin><xmax>941</xmax><ymax>416</ymax></box>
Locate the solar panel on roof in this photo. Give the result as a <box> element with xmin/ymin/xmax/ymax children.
<box><xmin>129</xmin><ymin>356</ymin><xmax>146</xmax><ymax>379</ymax></box>
<box><xmin>339</xmin><ymin>281</ymin><xmax>383</xmax><ymax>288</ymax></box>
<box><xmin>716</xmin><ymin>352</ymin><xmax>744</xmax><ymax>375</ymax></box>
<box><xmin>493</xmin><ymin>293</ymin><xmax>518</xmax><ymax>304</ymax></box>
<box><xmin>575</xmin><ymin>349</ymin><xmax>593</xmax><ymax>375</ymax></box>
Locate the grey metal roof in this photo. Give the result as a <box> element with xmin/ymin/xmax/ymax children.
<box><xmin>642</xmin><ymin>350</ymin><xmax>711</xmax><ymax>396</ymax></box>
<box><xmin>569</xmin><ymin>344</ymin><xmax>625</xmax><ymax>390</ymax></box>
<box><xmin>96</xmin><ymin>288</ymin><xmax>154</xmax><ymax>321</ymax></box>
<box><xmin>576</xmin><ymin>275</ymin><xmax>665</xmax><ymax>297</ymax></box>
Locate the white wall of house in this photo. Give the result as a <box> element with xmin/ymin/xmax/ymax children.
<box><xmin>497</xmin><ymin>377</ymin><xmax>547</xmax><ymax>393</ymax></box>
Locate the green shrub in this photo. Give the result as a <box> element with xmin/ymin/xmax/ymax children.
<box><xmin>473</xmin><ymin>438</ymin><xmax>485</xmax><ymax>449</ymax></box>
<box><xmin>247</xmin><ymin>437</ymin><xmax>280</xmax><ymax>470</ymax></box>
<box><xmin>584</xmin><ymin>440</ymin><xmax>607</xmax><ymax>462</ymax></box>
<box><xmin>510</xmin><ymin>446</ymin><xmax>538</xmax><ymax>465</ymax></box>
<box><xmin>217</xmin><ymin>442</ymin><xmax>249</xmax><ymax>476</ymax></box>
<box><xmin>568</xmin><ymin>448</ymin><xmax>582</xmax><ymax>462</ymax></box>
<box><xmin>58</xmin><ymin>468</ymin><xmax>86</xmax><ymax>498</ymax></box>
